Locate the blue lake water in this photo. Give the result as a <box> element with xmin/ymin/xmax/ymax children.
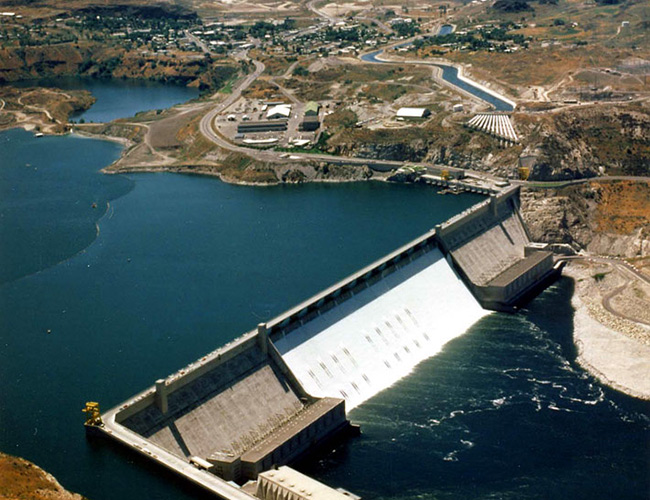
<box><xmin>10</xmin><ymin>77</ymin><xmax>199</xmax><ymax>122</ymax></box>
<box><xmin>1</xmin><ymin>126</ymin><xmax>648</xmax><ymax>500</ymax></box>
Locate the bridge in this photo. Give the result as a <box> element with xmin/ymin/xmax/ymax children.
<box><xmin>87</xmin><ymin>186</ymin><xmax>559</xmax><ymax>500</ymax></box>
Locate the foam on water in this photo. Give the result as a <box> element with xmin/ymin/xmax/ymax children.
<box><xmin>274</xmin><ymin>248</ymin><xmax>490</xmax><ymax>409</ymax></box>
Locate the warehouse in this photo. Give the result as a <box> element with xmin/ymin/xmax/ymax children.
<box><xmin>300</xmin><ymin>115</ymin><xmax>320</xmax><ymax>131</ymax></box>
<box><xmin>304</xmin><ymin>101</ymin><xmax>321</xmax><ymax>116</ymax></box>
<box><xmin>266</xmin><ymin>104</ymin><xmax>292</xmax><ymax>119</ymax></box>
<box><xmin>237</xmin><ymin>120</ymin><xmax>288</xmax><ymax>133</ymax></box>
<box><xmin>396</xmin><ymin>107</ymin><xmax>431</xmax><ymax>119</ymax></box>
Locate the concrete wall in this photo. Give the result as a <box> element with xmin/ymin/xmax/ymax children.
<box><xmin>435</xmin><ymin>186</ymin><xmax>557</xmax><ymax>310</ymax></box>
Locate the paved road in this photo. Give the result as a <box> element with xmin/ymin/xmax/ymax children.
<box><xmin>307</xmin><ymin>0</ymin><xmax>338</xmax><ymax>24</ymax></box>
<box><xmin>560</xmin><ymin>255</ymin><xmax>650</xmax><ymax>286</ymax></box>
<box><xmin>560</xmin><ymin>255</ymin><xmax>650</xmax><ymax>326</ymax></box>
<box><xmin>185</xmin><ymin>29</ymin><xmax>211</xmax><ymax>54</ymax></box>
<box><xmin>512</xmin><ymin>175</ymin><xmax>650</xmax><ymax>189</ymax></box>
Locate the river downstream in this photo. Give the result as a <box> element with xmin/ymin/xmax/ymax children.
<box><xmin>0</xmin><ymin>83</ymin><xmax>647</xmax><ymax>500</ymax></box>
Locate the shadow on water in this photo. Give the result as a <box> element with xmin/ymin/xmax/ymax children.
<box><xmin>523</xmin><ymin>276</ymin><xmax>579</xmax><ymax>361</ymax></box>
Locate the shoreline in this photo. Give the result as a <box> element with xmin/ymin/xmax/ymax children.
<box><xmin>566</xmin><ymin>265</ymin><xmax>650</xmax><ymax>401</ymax></box>
<box><xmin>102</xmin><ymin>162</ymin><xmax>392</xmax><ymax>187</ymax></box>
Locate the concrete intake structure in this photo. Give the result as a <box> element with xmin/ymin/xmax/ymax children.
<box><xmin>89</xmin><ymin>185</ymin><xmax>558</xmax><ymax>499</ymax></box>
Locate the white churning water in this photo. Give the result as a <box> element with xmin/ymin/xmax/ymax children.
<box><xmin>274</xmin><ymin>248</ymin><xmax>490</xmax><ymax>410</ymax></box>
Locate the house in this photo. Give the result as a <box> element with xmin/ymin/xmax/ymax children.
<box><xmin>396</xmin><ymin>107</ymin><xmax>431</xmax><ymax>119</ymax></box>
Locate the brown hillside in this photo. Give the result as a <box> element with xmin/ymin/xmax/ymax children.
<box><xmin>0</xmin><ymin>452</ymin><xmax>86</xmax><ymax>500</ymax></box>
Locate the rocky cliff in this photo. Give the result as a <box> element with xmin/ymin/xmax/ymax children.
<box><xmin>521</xmin><ymin>180</ymin><xmax>650</xmax><ymax>257</ymax></box>
<box><xmin>324</xmin><ymin>102</ymin><xmax>649</xmax><ymax>182</ymax></box>
<box><xmin>516</xmin><ymin>103</ymin><xmax>650</xmax><ymax>180</ymax></box>
<box><xmin>325</xmin><ymin>118</ymin><xmax>522</xmax><ymax>178</ymax></box>
<box><xmin>0</xmin><ymin>43</ymin><xmax>237</xmax><ymax>91</ymax></box>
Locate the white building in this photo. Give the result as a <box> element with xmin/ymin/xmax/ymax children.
<box><xmin>396</xmin><ymin>107</ymin><xmax>431</xmax><ymax>119</ymax></box>
<box><xmin>257</xmin><ymin>467</ymin><xmax>357</xmax><ymax>500</ymax></box>
<box><xmin>266</xmin><ymin>104</ymin><xmax>292</xmax><ymax>119</ymax></box>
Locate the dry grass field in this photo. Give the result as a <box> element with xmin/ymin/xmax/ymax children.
<box><xmin>592</xmin><ymin>180</ymin><xmax>650</xmax><ymax>235</ymax></box>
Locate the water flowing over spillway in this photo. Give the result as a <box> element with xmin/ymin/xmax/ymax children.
<box><xmin>274</xmin><ymin>248</ymin><xmax>490</xmax><ymax>409</ymax></box>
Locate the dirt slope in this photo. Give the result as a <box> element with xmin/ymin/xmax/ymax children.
<box><xmin>0</xmin><ymin>452</ymin><xmax>86</xmax><ymax>500</ymax></box>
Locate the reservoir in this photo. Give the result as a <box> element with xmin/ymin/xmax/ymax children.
<box><xmin>438</xmin><ymin>24</ymin><xmax>454</xmax><ymax>36</ymax></box>
<box><xmin>0</xmin><ymin>124</ymin><xmax>648</xmax><ymax>500</ymax></box>
<box><xmin>9</xmin><ymin>77</ymin><xmax>199</xmax><ymax>123</ymax></box>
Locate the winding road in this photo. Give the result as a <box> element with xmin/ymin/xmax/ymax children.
<box><xmin>560</xmin><ymin>255</ymin><xmax>650</xmax><ymax>326</ymax></box>
<box><xmin>195</xmin><ymin>39</ymin><xmax>648</xmax><ymax>191</ymax></box>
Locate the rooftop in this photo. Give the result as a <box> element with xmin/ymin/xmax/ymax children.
<box><xmin>257</xmin><ymin>466</ymin><xmax>353</xmax><ymax>500</ymax></box>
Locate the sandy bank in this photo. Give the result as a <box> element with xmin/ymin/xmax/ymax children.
<box><xmin>566</xmin><ymin>263</ymin><xmax>650</xmax><ymax>400</ymax></box>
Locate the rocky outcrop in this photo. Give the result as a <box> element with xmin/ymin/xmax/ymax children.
<box><xmin>329</xmin><ymin>140</ymin><xmax>430</xmax><ymax>162</ymax></box>
<box><xmin>276</xmin><ymin>161</ymin><xmax>374</xmax><ymax>183</ymax></box>
<box><xmin>0</xmin><ymin>452</ymin><xmax>86</xmax><ymax>500</ymax></box>
<box><xmin>521</xmin><ymin>180</ymin><xmax>650</xmax><ymax>257</ymax></box>
<box><xmin>517</xmin><ymin>104</ymin><xmax>650</xmax><ymax>180</ymax></box>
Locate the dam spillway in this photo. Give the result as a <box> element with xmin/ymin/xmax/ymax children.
<box><xmin>89</xmin><ymin>186</ymin><xmax>558</xmax><ymax>500</ymax></box>
<box><xmin>273</xmin><ymin>247</ymin><xmax>488</xmax><ymax>410</ymax></box>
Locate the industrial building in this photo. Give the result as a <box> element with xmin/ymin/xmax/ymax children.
<box><xmin>304</xmin><ymin>102</ymin><xmax>320</xmax><ymax>116</ymax></box>
<box><xmin>256</xmin><ymin>467</ymin><xmax>359</xmax><ymax>500</ymax></box>
<box><xmin>237</xmin><ymin>120</ymin><xmax>288</xmax><ymax>133</ymax></box>
<box><xmin>436</xmin><ymin>187</ymin><xmax>554</xmax><ymax>310</ymax></box>
<box><xmin>266</xmin><ymin>104</ymin><xmax>292</xmax><ymax>119</ymax></box>
<box><xmin>396</xmin><ymin>107</ymin><xmax>431</xmax><ymax>119</ymax></box>
<box><xmin>299</xmin><ymin>115</ymin><xmax>320</xmax><ymax>131</ymax></box>
<box><xmin>117</xmin><ymin>326</ymin><xmax>351</xmax><ymax>485</ymax></box>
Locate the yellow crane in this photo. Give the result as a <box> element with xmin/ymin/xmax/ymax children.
<box><xmin>518</xmin><ymin>167</ymin><xmax>530</xmax><ymax>180</ymax></box>
<box><xmin>82</xmin><ymin>402</ymin><xmax>103</xmax><ymax>427</ymax></box>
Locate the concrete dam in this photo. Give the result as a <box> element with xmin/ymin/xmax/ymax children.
<box><xmin>87</xmin><ymin>186</ymin><xmax>558</xmax><ymax>500</ymax></box>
